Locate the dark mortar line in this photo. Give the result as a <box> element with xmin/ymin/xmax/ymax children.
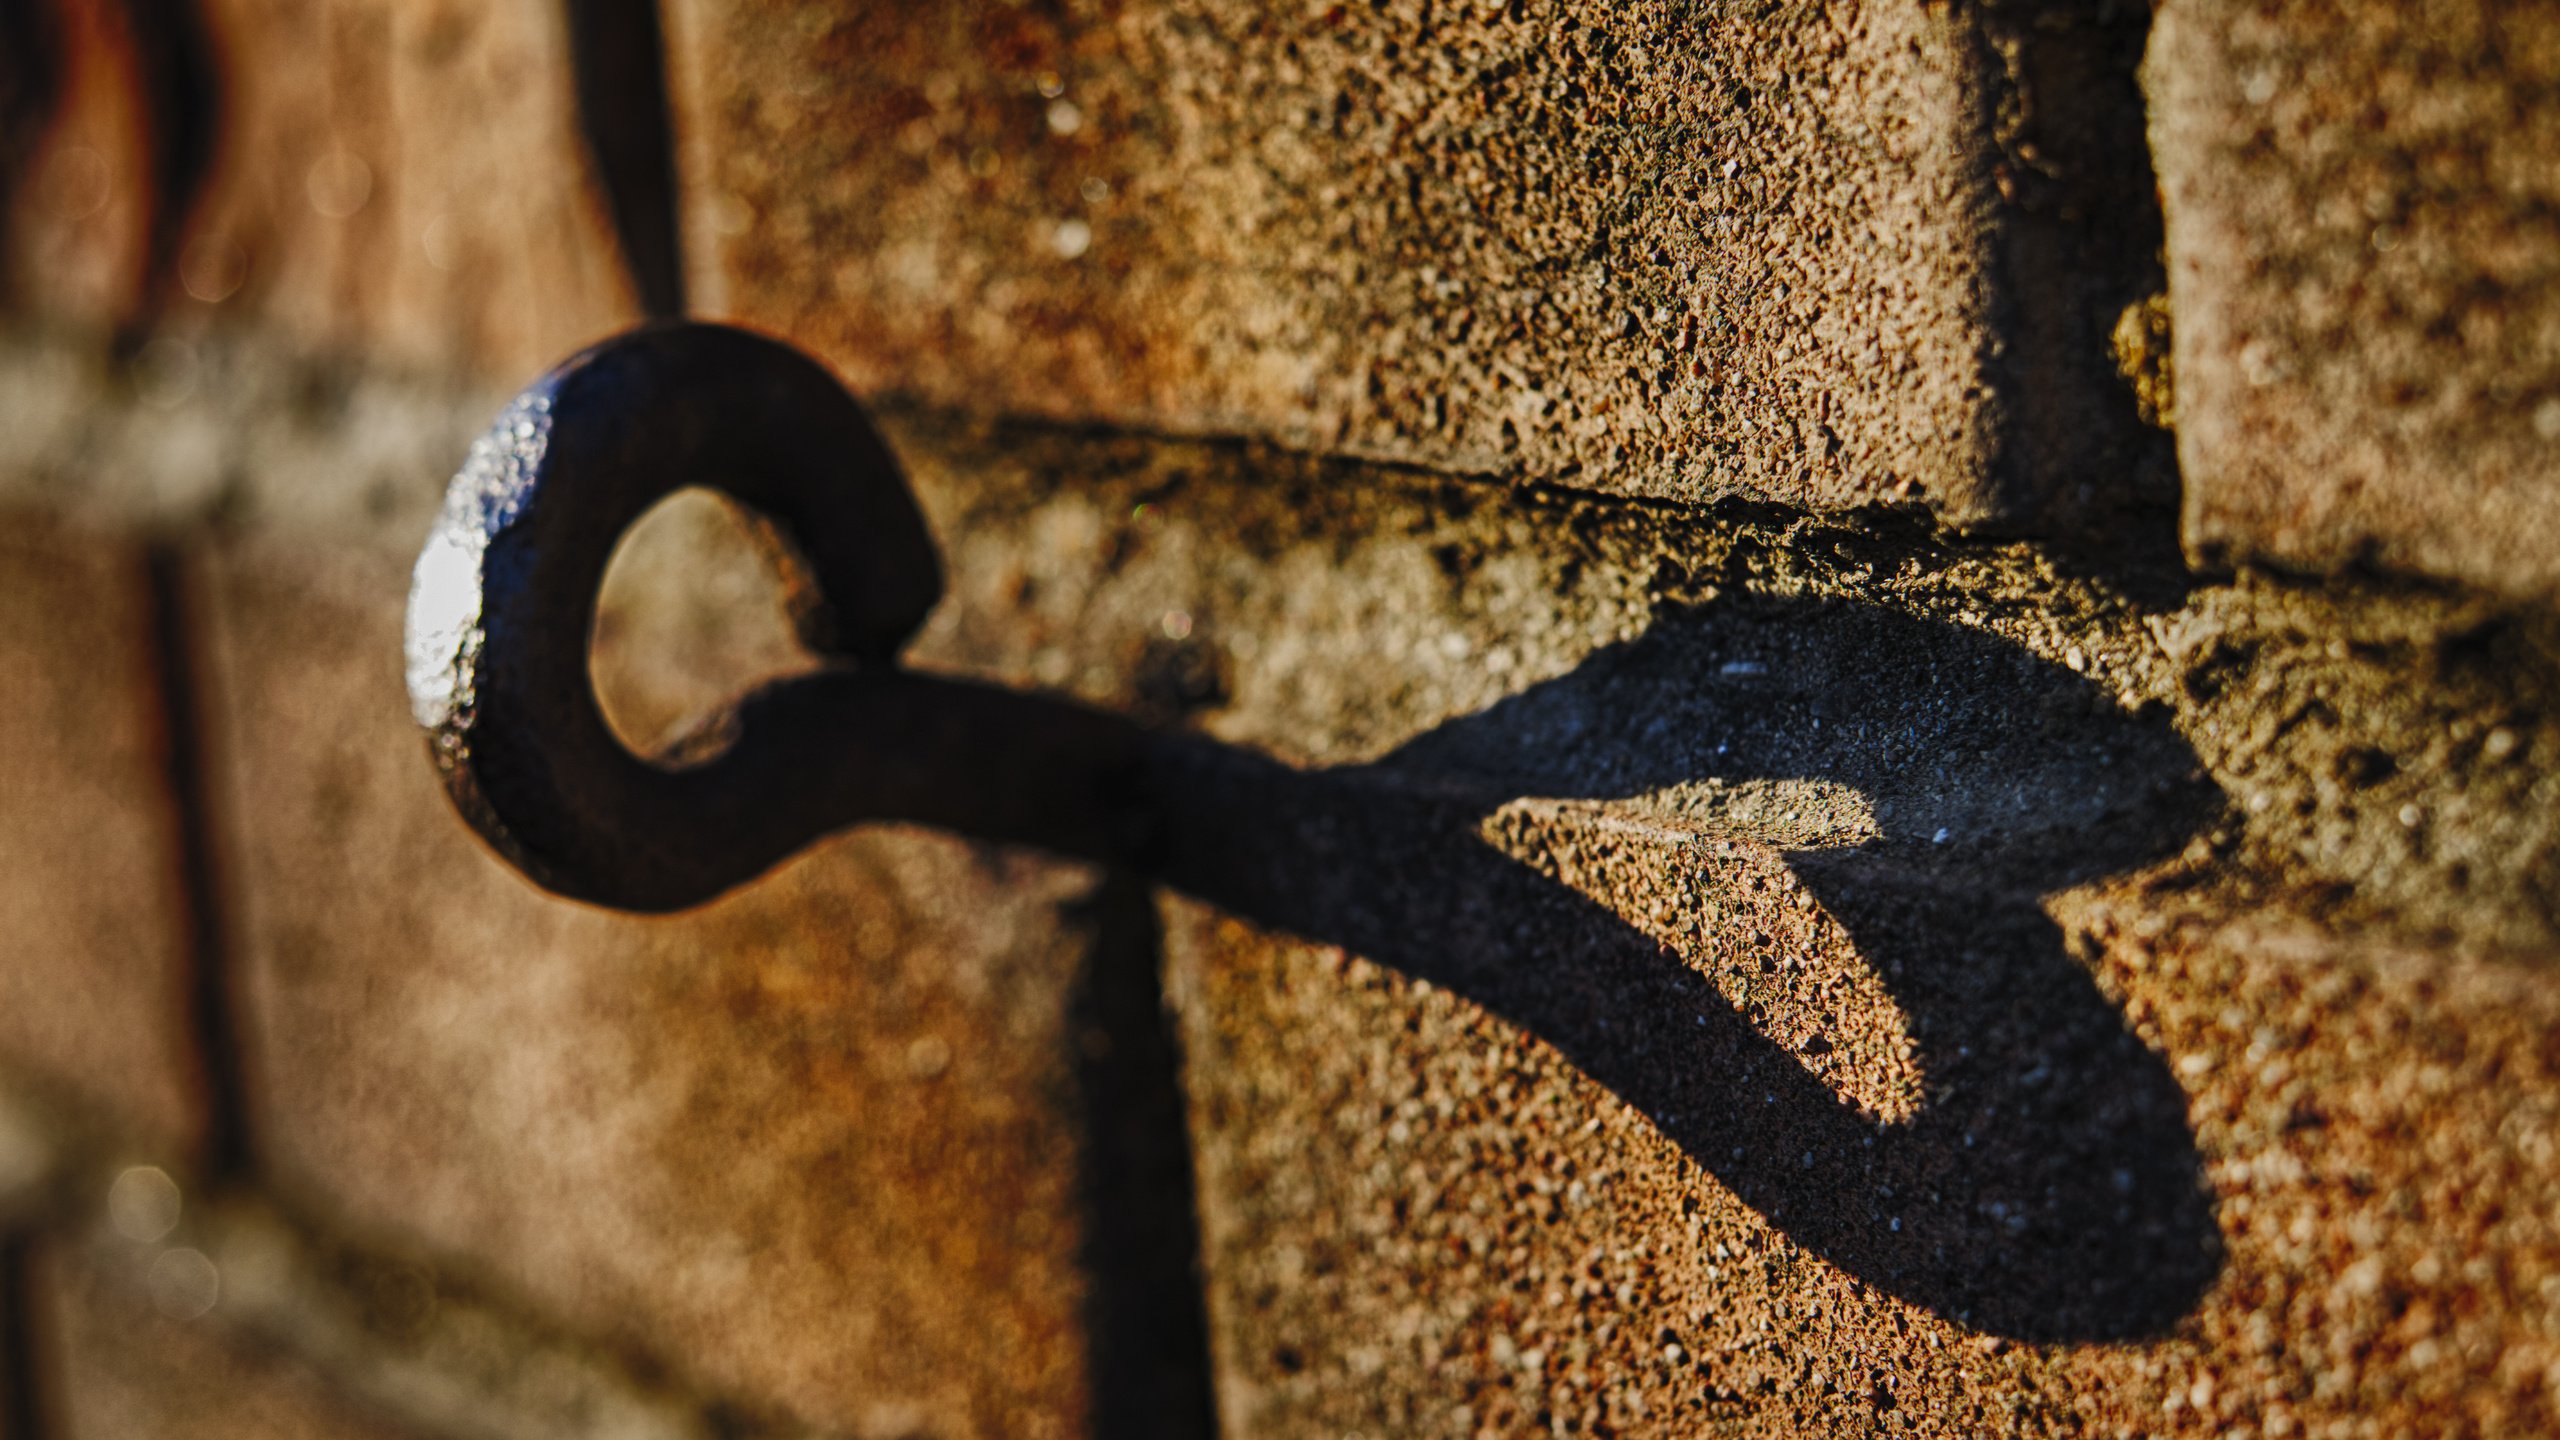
<box><xmin>873</xmin><ymin>398</ymin><xmax>1516</xmax><ymax>493</ymax></box>
<box><xmin>879</xmin><ymin>399</ymin><xmax>1825</xmax><ymax>537</ymax></box>
<box><xmin>880</xmin><ymin>398</ymin><xmax>2560</xmax><ymax>677</ymax></box>
<box><xmin>1064</xmin><ymin>870</ymin><xmax>1223</xmax><ymax>1440</ymax></box>
<box><xmin>879</xmin><ymin>397</ymin><xmax>2205</xmax><ymax>609</ymax></box>
<box><xmin>0</xmin><ymin>1234</ymin><xmax>51</xmax><ymax>1440</ymax></box>
<box><xmin>142</xmin><ymin>544</ymin><xmax>254</xmax><ymax>1179</ymax></box>
<box><xmin>561</xmin><ymin>0</ymin><xmax>688</xmax><ymax>317</ymax></box>
<box><xmin>115</xmin><ymin>0</ymin><xmax>220</xmax><ymax>347</ymax></box>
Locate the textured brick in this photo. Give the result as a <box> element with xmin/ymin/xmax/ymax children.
<box><xmin>0</xmin><ymin>518</ymin><xmax>201</xmax><ymax>1152</ymax></box>
<box><xmin>2151</xmin><ymin>1</ymin><xmax>2560</xmax><ymax>601</ymax></box>
<box><xmin>663</xmin><ymin>0</ymin><xmax>2160</xmax><ymax>526</ymax></box>
<box><xmin>169</xmin><ymin>0</ymin><xmax>636</xmax><ymax>378</ymax></box>
<box><xmin>31</xmin><ymin>1239</ymin><xmax>416</xmax><ymax>1440</ymax></box>
<box><xmin>856</xmin><ymin>418</ymin><xmax>2560</xmax><ymax>1437</ymax></box>
<box><xmin>196</xmin><ymin>520</ymin><xmax>1109</xmax><ymax>1438</ymax></box>
<box><xmin>1167</xmin><ymin>874</ymin><xmax>2560</xmax><ymax>1438</ymax></box>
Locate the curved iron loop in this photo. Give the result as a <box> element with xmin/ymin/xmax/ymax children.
<box><xmin>405</xmin><ymin>321</ymin><xmax>1153</xmax><ymax>911</ymax></box>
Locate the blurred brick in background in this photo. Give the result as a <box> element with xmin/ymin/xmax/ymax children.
<box><xmin>2154</xmin><ymin>0</ymin><xmax>2560</xmax><ymax>602</ymax></box>
<box><xmin>172</xmin><ymin>0</ymin><xmax>637</xmax><ymax>378</ymax></box>
<box><xmin>0</xmin><ymin>522</ymin><xmax>202</xmax><ymax>1157</ymax></box>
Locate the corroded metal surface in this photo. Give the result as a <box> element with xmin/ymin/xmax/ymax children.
<box><xmin>404</xmin><ymin>322</ymin><xmax>1161</xmax><ymax>910</ymax></box>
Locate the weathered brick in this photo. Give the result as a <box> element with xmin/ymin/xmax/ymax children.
<box><xmin>663</xmin><ymin>0</ymin><xmax>2160</xmax><ymax>526</ymax></box>
<box><xmin>0</xmin><ymin>518</ymin><xmax>201</xmax><ymax>1153</ymax></box>
<box><xmin>169</xmin><ymin>0</ymin><xmax>636</xmax><ymax>378</ymax></box>
<box><xmin>1165</xmin><ymin>856</ymin><xmax>2560</xmax><ymax>1438</ymax></box>
<box><xmin>2151</xmin><ymin>1</ymin><xmax>2560</xmax><ymax>601</ymax></box>
<box><xmin>195</xmin><ymin>521</ymin><xmax>1109</xmax><ymax>1437</ymax></box>
<box><xmin>856</xmin><ymin>418</ymin><xmax>2560</xmax><ymax>1437</ymax></box>
<box><xmin>31</xmin><ymin>1238</ymin><xmax>414</xmax><ymax>1440</ymax></box>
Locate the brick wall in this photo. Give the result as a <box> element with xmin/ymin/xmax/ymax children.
<box><xmin>1</xmin><ymin>2</ymin><xmax>2557</xmax><ymax>1438</ymax></box>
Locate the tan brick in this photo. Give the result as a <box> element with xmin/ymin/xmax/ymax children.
<box><xmin>0</xmin><ymin>517</ymin><xmax>201</xmax><ymax>1152</ymax></box>
<box><xmin>31</xmin><ymin>1238</ymin><xmax>415</xmax><ymax>1440</ymax></box>
<box><xmin>847</xmin><ymin>419</ymin><xmax>2560</xmax><ymax>1437</ymax></box>
<box><xmin>2151</xmin><ymin>1</ymin><xmax>2560</xmax><ymax>601</ymax></box>
<box><xmin>170</xmin><ymin>0</ymin><xmax>636</xmax><ymax>379</ymax></box>
<box><xmin>1165</xmin><ymin>856</ymin><xmax>2560</xmax><ymax>1438</ymax></box>
<box><xmin>3</xmin><ymin>0</ymin><xmax>156</xmax><ymax>328</ymax></box>
<box><xmin>197</xmin><ymin>521</ymin><xmax>1106</xmax><ymax>1437</ymax></box>
<box><xmin>664</xmin><ymin>0</ymin><xmax>2159</xmax><ymax>526</ymax></box>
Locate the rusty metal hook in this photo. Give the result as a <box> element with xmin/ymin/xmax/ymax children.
<box><xmin>403</xmin><ymin>336</ymin><xmax>2229</xmax><ymax>1340</ymax></box>
<box><xmin>405</xmin><ymin>322</ymin><xmax>1158</xmax><ymax>911</ymax></box>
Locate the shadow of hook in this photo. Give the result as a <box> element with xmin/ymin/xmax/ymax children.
<box><xmin>407</xmin><ymin>323</ymin><xmax>2225</xmax><ymax>1342</ymax></box>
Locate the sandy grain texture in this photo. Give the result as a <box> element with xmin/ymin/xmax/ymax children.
<box><xmin>664</xmin><ymin>0</ymin><xmax>2163</xmax><ymax>529</ymax></box>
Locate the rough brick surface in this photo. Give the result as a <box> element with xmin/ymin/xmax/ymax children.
<box><xmin>0</xmin><ymin>519</ymin><xmax>200</xmax><ymax>1152</ymax></box>
<box><xmin>196</xmin><ymin>527</ymin><xmax>1105</xmax><ymax>1438</ymax></box>
<box><xmin>32</xmin><ymin>1239</ymin><xmax>417</xmax><ymax>1440</ymax></box>
<box><xmin>1167</xmin><ymin>880</ymin><xmax>2560</xmax><ymax>1438</ymax></box>
<box><xmin>664</xmin><ymin>0</ymin><xmax>2159</xmax><ymax>526</ymax></box>
<box><xmin>863</xmin><ymin>419</ymin><xmax>2560</xmax><ymax>1437</ymax></box>
<box><xmin>171</xmin><ymin>0</ymin><xmax>635</xmax><ymax>378</ymax></box>
<box><xmin>2152</xmin><ymin>1</ymin><xmax>2560</xmax><ymax>601</ymax></box>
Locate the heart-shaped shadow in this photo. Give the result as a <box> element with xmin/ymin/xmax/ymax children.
<box><xmin>1148</xmin><ymin>595</ymin><xmax>2224</xmax><ymax>1342</ymax></box>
